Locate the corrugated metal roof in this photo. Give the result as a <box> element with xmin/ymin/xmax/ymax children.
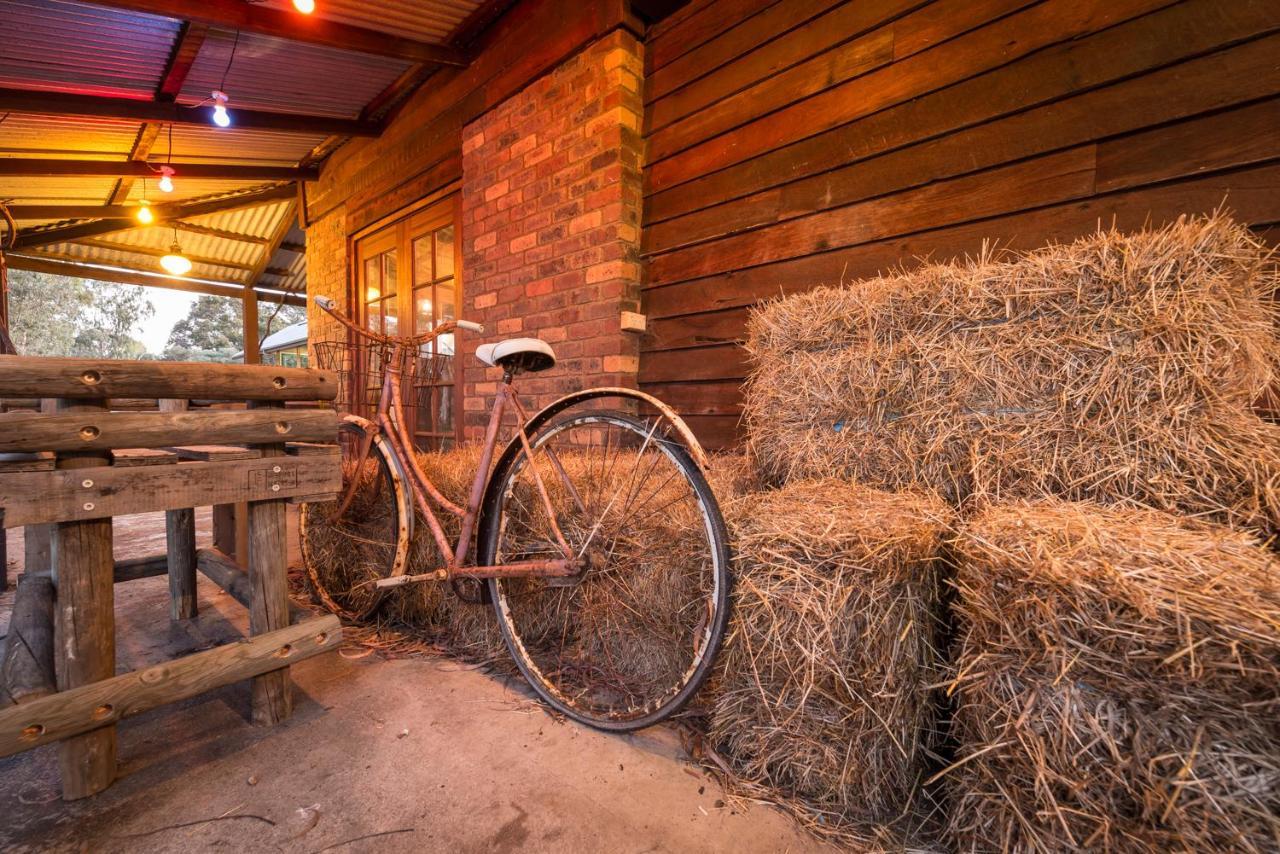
<box><xmin>0</xmin><ymin>175</ymin><xmax>118</xmax><ymax>203</ymax></box>
<box><xmin>178</xmin><ymin>28</ymin><xmax>412</xmax><ymax>119</ymax></box>
<box><xmin>258</xmin><ymin>0</ymin><xmax>482</xmax><ymax>44</ymax></box>
<box><xmin>31</xmin><ymin>240</ymin><xmax>253</xmax><ymax>283</ymax></box>
<box><xmin>261</xmin><ymin>319</ymin><xmax>307</xmax><ymax>351</ymax></box>
<box><xmin>0</xmin><ymin>114</ymin><xmax>142</xmax><ymax>158</ymax></box>
<box><xmin>156</xmin><ymin>125</ymin><xmax>326</xmax><ymax>167</ymax></box>
<box><xmin>0</xmin><ymin>0</ymin><xmax>181</xmax><ymax>99</ymax></box>
<box><xmin>125</xmin><ymin>176</ymin><xmax>272</xmax><ymax>203</ymax></box>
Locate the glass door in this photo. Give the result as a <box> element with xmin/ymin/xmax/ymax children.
<box><xmin>354</xmin><ymin>195</ymin><xmax>462</xmax><ymax>449</ymax></box>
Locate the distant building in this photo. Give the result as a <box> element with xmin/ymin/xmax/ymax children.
<box><xmin>260</xmin><ymin>321</ymin><xmax>308</xmax><ymax>368</ymax></box>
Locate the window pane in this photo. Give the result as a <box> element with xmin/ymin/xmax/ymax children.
<box><xmin>415</xmin><ymin>287</ymin><xmax>433</xmax><ymax>339</ymax></box>
<box><xmin>382</xmin><ymin>250</ymin><xmax>398</xmax><ymax>297</ymax></box>
<box><xmin>364</xmin><ymin>258</ymin><xmax>380</xmax><ymax>303</ymax></box>
<box><xmin>382</xmin><ymin>297</ymin><xmax>398</xmax><ymax>336</ymax></box>
<box><xmin>438</xmin><ymin>383</ymin><xmax>454</xmax><ymax>433</ymax></box>
<box><xmin>435</xmin><ymin>280</ymin><xmax>455</xmax><ymax>323</ymax></box>
<box><xmin>413</xmin><ymin>236</ymin><xmax>432</xmax><ymax>287</ymax></box>
<box><xmin>366</xmin><ymin>298</ymin><xmax>381</xmax><ymax>332</ymax></box>
<box><xmin>435</xmin><ymin>226</ymin><xmax>454</xmax><ymax>279</ymax></box>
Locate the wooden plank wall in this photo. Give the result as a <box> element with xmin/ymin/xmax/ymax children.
<box><xmin>639</xmin><ymin>0</ymin><xmax>1280</xmax><ymax>449</ymax></box>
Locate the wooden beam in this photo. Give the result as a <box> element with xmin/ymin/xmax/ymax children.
<box><xmin>12</xmin><ymin>183</ymin><xmax>298</xmax><ymax>248</ymax></box>
<box><xmin>0</xmin><ymin>160</ymin><xmax>320</xmax><ymax>182</ymax></box>
<box><xmin>196</xmin><ymin>547</ymin><xmax>307</xmax><ymax>623</ymax></box>
<box><xmin>0</xmin><ymin>613</ymin><xmax>341</xmax><ymax>759</ymax></box>
<box><xmin>76</xmin><ymin>0</ymin><xmax>468</xmax><ymax>66</ymax></box>
<box><xmin>4</xmin><ymin>255</ymin><xmax>306</xmax><ymax>306</ymax></box>
<box><xmin>113</xmin><ymin>552</ymin><xmax>169</xmax><ymax>582</ymax></box>
<box><xmin>109</xmin><ymin>124</ymin><xmax>162</xmax><ymax>206</ymax></box>
<box><xmin>175</xmin><ymin>221</ymin><xmax>270</xmax><ymax>245</ymax></box>
<box><xmin>0</xmin><ymin>355</ymin><xmax>336</xmax><ymax>401</ymax></box>
<box><xmin>0</xmin><ymin>88</ymin><xmax>381</xmax><ymax>137</ymax></box>
<box><xmin>69</xmin><ymin>239</ymin><xmax>257</xmax><ymax>273</ymax></box>
<box><xmin>0</xmin><ymin>454</ymin><xmax>342</xmax><ymax>528</ymax></box>
<box><xmin>0</xmin><ymin>409</ymin><xmax>339</xmax><ymax>454</ymax></box>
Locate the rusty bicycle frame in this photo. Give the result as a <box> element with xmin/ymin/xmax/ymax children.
<box><xmin>318</xmin><ymin>298</ymin><xmax>586</xmax><ymax>589</ymax></box>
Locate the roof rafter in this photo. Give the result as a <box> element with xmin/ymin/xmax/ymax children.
<box><xmin>12</xmin><ymin>184</ymin><xmax>297</xmax><ymax>249</ymax></box>
<box><xmin>0</xmin><ymin>160</ymin><xmax>319</xmax><ymax>182</ymax></box>
<box><xmin>0</xmin><ymin>88</ymin><xmax>382</xmax><ymax>137</ymax></box>
<box><xmin>76</xmin><ymin>0</ymin><xmax>469</xmax><ymax>66</ymax></box>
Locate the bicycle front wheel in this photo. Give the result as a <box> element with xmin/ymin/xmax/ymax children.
<box><xmin>480</xmin><ymin>410</ymin><xmax>731</xmax><ymax>731</ymax></box>
<box><xmin>301</xmin><ymin>418</ymin><xmax>412</xmax><ymax>620</ymax></box>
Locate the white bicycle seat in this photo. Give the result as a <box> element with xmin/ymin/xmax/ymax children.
<box><xmin>475</xmin><ymin>338</ymin><xmax>557</xmax><ymax>373</ymax></box>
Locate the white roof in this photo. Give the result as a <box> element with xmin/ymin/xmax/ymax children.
<box><xmin>260</xmin><ymin>320</ymin><xmax>308</xmax><ymax>353</ymax></box>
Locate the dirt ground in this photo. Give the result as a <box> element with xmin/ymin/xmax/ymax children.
<box><xmin>0</xmin><ymin>511</ymin><xmax>830</xmax><ymax>854</ymax></box>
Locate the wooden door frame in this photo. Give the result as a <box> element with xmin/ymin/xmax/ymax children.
<box><xmin>350</xmin><ymin>192</ymin><xmax>463</xmax><ymax>447</ymax></box>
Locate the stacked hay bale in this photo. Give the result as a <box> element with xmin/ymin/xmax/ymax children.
<box><xmin>737</xmin><ymin>214</ymin><xmax>1280</xmax><ymax>848</ymax></box>
<box><xmin>950</xmin><ymin>500</ymin><xmax>1280</xmax><ymax>852</ymax></box>
<box><xmin>744</xmin><ymin>216</ymin><xmax>1280</xmax><ymax>533</ymax></box>
<box><xmin>712</xmin><ymin>480</ymin><xmax>952</xmax><ymax>846</ymax></box>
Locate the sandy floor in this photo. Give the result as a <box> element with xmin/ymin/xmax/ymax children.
<box><xmin>0</xmin><ymin>512</ymin><xmax>829</xmax><ymax>853</ymax></box>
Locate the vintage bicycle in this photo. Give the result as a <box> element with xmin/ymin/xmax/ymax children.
<box><xmin>300</xmin><ymin>296</ymin><xmax>731</xmax><ymax>731</ymax></box>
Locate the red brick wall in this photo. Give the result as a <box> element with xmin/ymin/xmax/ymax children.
<box><xmin>460</xmin><ymin>29</ymin><xmax>644</xmax><ymax>439</ymax></box>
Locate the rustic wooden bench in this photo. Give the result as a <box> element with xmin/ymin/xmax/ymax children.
<box><xmin>0</xmin><ymin>356</ymin><xmax>344</xmax><ymax>799</ymax></box>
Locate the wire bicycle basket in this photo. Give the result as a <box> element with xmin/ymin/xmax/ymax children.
<box><xmin>312</xmin><ymin>338</ymin><xmax>454</xmax><ymax>418</ymax></box>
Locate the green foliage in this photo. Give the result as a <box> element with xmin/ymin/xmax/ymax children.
<box><xmin>6</xmin><ymin>269</ymin><xmax>153</xmax><ymax>359</ymax></box>
<box><xmin>162</xmin><ymin>295</ymin><xmax>306</xmax><ymax>362</ymax></box>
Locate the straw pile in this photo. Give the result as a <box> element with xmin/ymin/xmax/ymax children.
<box><xmin>947</xmin><ymin>499</ymin><xmax>1280</xmax><ymax>852</ymax></box>
<box><xmin>743</xmin><ymin>215</ymin><xmax>1280</xmax><ymax>533</ymax></box>
<box><xmin>710</xmin><ymin>478</ymin><xmax>952</xmax><ymax>845</ymax></box>
<box><xmin>304</xmin><ymin>443</ymin><xmax>730</xmax><ymax>699</ymax></box>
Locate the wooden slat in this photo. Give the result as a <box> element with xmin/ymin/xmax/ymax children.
<box><xmin>0</xmin><ymin>409</ymin><xmax>339</xmax><ymax>454</ymax></box>
<box><xmin>647</xmin><ymin>0</ymin><xmax>1174</xmax><ymax>173</ymax></box>
<box><xmin>644</xmin><ymin>161</ymin><xmax>1280</xmax><ymax>323</ymax></box>
<box><xmin>110</xmin><ymin>448</ymin><xmax>178</xmax><ymax>467</ymax></box>
<box><xmin>646</xmin><ymin>0</ymin><xmax>776</xmax><ymax>73</ymax></box>
<box><xmin>0</xmin><ymin>614</ymin><xmax>341</xmax><ymax>760</ymax></box>
<box><xmin>168</xmin><ymin>445</ymin><xmax>262</xmax><ymax>461</ymax></box>
<box><xmin>0</xmin><ymin>452</ymin><xmax>54</xmax><ymax>472</ymax></box>
<box><xmin>646</xmin><ymin>3</ymin><xmax>1280</xmax><ymax>225</ymax></box>
<box><xmin>0</xmin><ymin>356</ymin><xmax>337</xmax><ymax>402</ymax></box>
<box><xmin>0</xmin><ymin>455</ymin><xmax>342</xmax><ymax>528</ymax></box>
<box><xmin>646</xmin><ymin>40</ymin><xmax>1280</xmax><ymax>253</ymax></box>
<box><xmin>645</xmin><ymin>0</ymin><xmax>850</xmax><ymax>105</ymax></box>
<box><xmin>647</xmin><ymin>145</ymin><xmax>1098</xmax><ymax>285</ymax></box>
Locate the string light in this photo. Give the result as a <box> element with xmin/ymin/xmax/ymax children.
<box><xmin>293</xmin><ymin>0</ymin><xmax>315</xmax><ymax>13</ymax></box>
<box><xmin>211</xmin><ymin>90</ymin><xmax>232</xmax><ymax>128</ymax></box>
<box><xmin>160</xmin><ymin>228</ymin><xmax>192</xmax><ymax>275</ymax></box>
<box><xmin>135</xmin><ymin>198</ymin><xmax>154</xmax><ymax>226</ymax></box>
<box><xmin>158</xmin><ymin>165</ymin><xmax>176</xmax><ymax>193</ymax></box>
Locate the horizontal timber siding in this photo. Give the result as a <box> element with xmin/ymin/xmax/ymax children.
<box><xmin>639</xmin><ymin>0</ymin><xmax>1280</xmax><ymax>450</ymax></box>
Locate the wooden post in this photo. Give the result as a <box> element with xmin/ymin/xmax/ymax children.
<box><xmin>246</xmin><ymin>400</ymin><xmax>291</xmax><ymax>725</ymax></box>
<box><xmin>24</xmin><ymin>524</ymin><xmax>53</xmax><ymax>577</ymax></box>
<box><xmin>2</xmin><ymin>572</ymin><xmax>56</xmax><ymax>703</ymax></box>
<box><xmin>165</xmin><ymin>509</ymin><xmax>197</xmax><ymax>620</ymax></box>
<box><xmin>159</xmin><ymin>399</ymin><xmax>197</xmax><ymax>620</ymax></box>
<box><xmin>52</xmin><ymin>397</ymin><xmax>116</xmax><ymax>799</ymax></box>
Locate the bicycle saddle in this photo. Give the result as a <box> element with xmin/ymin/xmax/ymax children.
<box><xmin>475</xmin><ymin>337</ymin><xmax>557</xmax><ymax>373</ymax></box>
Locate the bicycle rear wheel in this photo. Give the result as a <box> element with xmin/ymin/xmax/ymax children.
<box><xmin>479</xmin><ymin>410</ymin><xmax>731</xmax><ymax>731</ymax></box>
<box><xmin>301</xmin><ymin>418</ymin><xmax>412</xmax><ymax>620</ymax></box>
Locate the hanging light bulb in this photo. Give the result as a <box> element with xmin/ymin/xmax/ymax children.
<box><xmin>158</xmin><ymin>165</ymin><xmax>176</xmax><ymax>193</ymax></box>
<box><xmin>135</xmin><ymin>198</ymin><xmax>154</xmax><ymax>225</ymax></box>
<box><xmin>293</xmin><ymin>0</ymin><xmax>315</xmax><ymax>13</ymax></box>
<box><xmin>160</xmin><ymin>231</ymin><xmax>192</xmax><ymax>276</ymax></box>
<box><xmin>211</xmin><ymin>90</ymin><xmax>232</xmax><ymax>128</ymax></box>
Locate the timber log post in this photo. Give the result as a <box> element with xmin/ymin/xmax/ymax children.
<box><xmin>52</xmin><ymin>396</ymin><xmax>116</xmax><ymax>799</ymax></box>
<box><xmin>246</xmin><ymin>400</ymin><xmax>292</xmax><ymax>725</ymax></box>
<box><xmin>159</xmin><ymin>399</ymin><xmax>197</xmax><ymax>620</ymax></box>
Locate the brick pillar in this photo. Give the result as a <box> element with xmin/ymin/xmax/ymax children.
<box><xmin>461</xmin><ymin>30</ymin><xmax>644</xmax><ymax>440</ymax></box>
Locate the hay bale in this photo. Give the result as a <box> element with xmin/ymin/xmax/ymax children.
<box><xmin>948</xmin><ymin>499</ymin><xmax>1280</xmax><ymax>852</ymax></box>
<box><xmin>710</xmin><ymin>479</ymin><xmax>952</xmax><ymax>845</ymax></box>
<box><xmin>743</xmin><ymin>215</ymin><xmax>1280</xmax><ymax>533</ymax></box>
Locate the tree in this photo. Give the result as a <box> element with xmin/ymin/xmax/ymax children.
<box><xmin>6</xmin><ymin>269</ymin><xmax>153</xmax><ymax>359</ymax></box>
<box><xmin>163</xmin><ymin>294</ymin><xmax>306</xmax><ymax>362</ymax></box>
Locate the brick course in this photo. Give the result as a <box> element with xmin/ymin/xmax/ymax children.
<box><xmin>460</xmin><ymin>30</ymin><xmax>645</xmax><ymax>440</ymax></box>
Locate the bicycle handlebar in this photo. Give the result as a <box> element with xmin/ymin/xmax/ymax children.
<box><xmin>313</xmin><ymin>295</ymin><xmax>484</xmax><ymax>347</ymax></box>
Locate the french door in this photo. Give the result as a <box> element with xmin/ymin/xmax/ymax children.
<box><xmin>355</xmin><ymin>196</ymin><xmax>461</xmax><ymax>450</ymax></box>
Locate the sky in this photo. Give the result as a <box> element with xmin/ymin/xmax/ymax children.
<box><xmin>138</xmin><ymin>287</ymin><xmax>198</xmax><ymax>352</ymax></box>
